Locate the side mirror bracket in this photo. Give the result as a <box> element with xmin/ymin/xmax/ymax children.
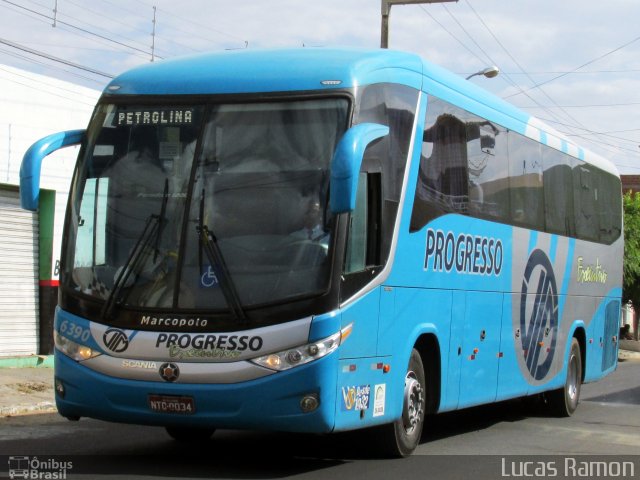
<box><xmin>330</xmin><ymin>123</ymin><xmax>389</xmax><ymax>214</ymax></box>
<box><xmin>20</xmin><ymin>129</ymin><xmax>85</xmax><ymax>211</ymax></box>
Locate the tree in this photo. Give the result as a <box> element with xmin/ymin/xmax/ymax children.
<box><xmin>622</xmin><ymin>190</ymin><xmax>640</xmax><ymax>310</ymax></box>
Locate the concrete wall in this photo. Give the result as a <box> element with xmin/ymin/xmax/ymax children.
<box><xmin>0</xmin><ymin>64</ymin><xmax>102</xmax><ymax>281</ymax></box>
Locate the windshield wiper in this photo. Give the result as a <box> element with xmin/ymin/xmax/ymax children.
<box><xmin>197</xmin><ymin>190</ymin><xmax>247</xmax><ymax>321</ymax></box>
<box><xmin>154</xmin><ymin>178</ymin><xmax>169</xmax><ymax>263</ymax></box>
<box><xmin>101</xmin><ymin>213</ymin><xmax>159</xmax><ymax>320</ymax></box>
<box><xmin>101</xmin><ymin>178</ymin><xmax>171</xmax><ymax>320</ymax></box>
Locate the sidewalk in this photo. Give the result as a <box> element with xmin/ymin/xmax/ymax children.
<box><xmin>0</xmin><ymin>363</ymin><xmax>55</xmax><ymax>417</ymax></box>
<box><xmin>1</xmin><ymin>344</ymin><xmax>640</xmax><ymax>418</ymax></box>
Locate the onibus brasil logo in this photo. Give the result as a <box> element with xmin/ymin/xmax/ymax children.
<box><xmin>8</xmin><ymin>456</ymin><xmax>72</xmax><ymax>479</ymax></box>
<box><xmin>519</xmin><ymin>249</ymin><xmax>558</xmax><ymax>381</ymax></box>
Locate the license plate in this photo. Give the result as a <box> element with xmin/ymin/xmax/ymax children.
<box><xmin>148</xmin><ymin>394</ymin><xmax>195</xmax><ymax>414</ymax></box>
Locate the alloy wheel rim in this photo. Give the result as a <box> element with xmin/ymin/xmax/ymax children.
<box><xmin>567</xmin><ymin>353</ymin><xmax>578</xmax><ymax>402</ymax></box>
<box><xmin>402</xmin><ymin>371</ymin><xmax>424</xmax><ymax>435</ymax></box>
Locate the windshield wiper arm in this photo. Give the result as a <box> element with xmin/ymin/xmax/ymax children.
<box><xmin>153</xmin><ymin>178</ymin><xmax>169</xmax><ymax>263</ymax></box>
<box><xmin>197</xmin><ymin>191</ymin><xmax>246</xmax><ymax>321</ymax></box>
<box><xmin>101</xmin><ymin>213</ymin><xmax>159</xmax><ymax>320</ymax></box>
<box><xmin>197</xmin><ymin>225</ymin><xmax>247</xmax><ymax>321</ymax></box>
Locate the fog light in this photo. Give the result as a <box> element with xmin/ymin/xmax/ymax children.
<box><xmin>54</xmin><ymin>378</ymin><xmax>65</xmax><ymax>398</ymax></box>
<box><xmin>300</xmin><ymin>393</ymin><xmax>319</xmax><ymax>413</ymax></box>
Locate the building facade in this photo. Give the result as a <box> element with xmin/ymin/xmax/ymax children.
<box><xmin>0</xmin><ymin>65</ymin><xmax>100</xmax><ymax>357</ymax></box>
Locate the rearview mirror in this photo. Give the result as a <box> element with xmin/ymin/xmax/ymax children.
<box><xmin>330</xmin><ymin>123</ymin><xmax>389</xmax><ymax>214</ymax></box>
<box><xmin>20</xmin><ymin>129</ymin><xmax>85</xmax><ymax>211</ymax></box>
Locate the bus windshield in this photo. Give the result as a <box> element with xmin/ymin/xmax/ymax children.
<box><xmin>65</xmin><ymin>98</ymin><xmax>349</xmax><ymax>318</ymax></box>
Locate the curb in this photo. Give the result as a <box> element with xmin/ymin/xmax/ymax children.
<box><xmin>0</xmin><ymin>355</ymin><xmax>53</xmax><ymax>369</ymax></box>
<box><xmin>618</xmin><ymin>349</ymin><xmax>640</xmax><ymax>361</ymax></box>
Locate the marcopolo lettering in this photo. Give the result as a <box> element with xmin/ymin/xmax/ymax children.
<box><xmin>140</xmin><ymin>315</ymin><xmax>208</xmax><ymax>328</ymax></box>
<box><xmin>424</xmin><ymin>228</ymin><xmax>503</xmax><ymax>276</ymax></box>
<box><xmin>155</xmin><ymin>333</ymin><xmax>263</xmax><ymax>352</ymax></box>
<box><xmin>117</xmin><ymin>109</ymin><xmax>193</xmax><ymax>126</ymax></box>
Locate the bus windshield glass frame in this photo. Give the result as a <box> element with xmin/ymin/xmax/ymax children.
<box><xmin>63</xmin><ymin>96</ymin><xmax>350</xmax><ymax>321</ymax></box>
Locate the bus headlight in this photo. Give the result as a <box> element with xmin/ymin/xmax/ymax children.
<box><xmin>250</xmin><ymin>324</ymin><xmax>352</xmax><ymax>372</ymax></box>
<box><xmin>54</xmin><ymin>331</ymin><xmax>101</xmax><ymax>362</ymax></box>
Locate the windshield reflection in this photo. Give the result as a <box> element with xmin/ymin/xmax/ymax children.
<box><xmin>66</xmin><ymin>98</ymin><xmax>348</xmax><ymax>317</ymax></box>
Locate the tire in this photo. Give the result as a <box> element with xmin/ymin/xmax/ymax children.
<box><xmin>545</xmin><ymin>337</ymin><xmax>582</xmax><ymax>417</ymax></box>
<box><xmin>165</xmin><ymin>426</ymin><xmax>215</xmax><ymax>442</ymax></box>
<box><xmin>373</xmin><ymin>349</ymin><xmax>426</xmax><ymax>457</ymax></box>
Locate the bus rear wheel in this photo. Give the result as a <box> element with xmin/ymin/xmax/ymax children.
<box><xmin>545</xmin><ymin>337</ymin><xmax>582</xmax><ymax>417</ymax></box>
<box><xmin>373</xmin><ymin>349</ymin><xmax>426</xmax><ymax>457</ymax></box>
<box><xmin>165</xmin><ymin>426</ymin><xmax>215</xmax><ymax>442</ymax></box>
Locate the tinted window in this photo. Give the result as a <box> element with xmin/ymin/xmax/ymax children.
<box><xmin>508</xmin><ymin>134</ymin><xmax>543</xmax><ymax>230</ymax></box>
<box><xmin>467</xmin><ymin>121</ymin><xmax>509</xmax><ymax>221</ymax></box>
<box><xmin>353</xmin><ymin>83</ymin><xmax>418</xmax><ymax>265</ymax></box>
<box><xmin>411</xmin><ymin>99</ymin><xmax>469</xmax><ymax>231</ymax></box>
<box><xmin>409</xmin><ymin>94</ymin><xmax>621</xmax><ymax>245</ymax></box>
<box><xmin>543</xmin><ymin>148</ymin><xmax>575</xmax><ymax>236</ymax></box>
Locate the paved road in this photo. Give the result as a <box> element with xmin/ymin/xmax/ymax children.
<box><xmin>1</xmin><ymin>358</ymin><xmax>639</xmax><ymax>479</ymax></box>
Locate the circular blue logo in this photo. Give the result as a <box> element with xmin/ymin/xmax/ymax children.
<box><xmin>103</xmin><ymin>328</ymin><xmax>129</xmax><ymax>353</ymax></box>
<box><xmin>519</xmin><ymin>249</ymin><xmax>558</xmax><ymax>380</ymax></box>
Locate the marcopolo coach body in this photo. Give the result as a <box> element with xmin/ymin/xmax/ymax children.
<box><xmin>20</xmin><ymin>48</ymin><xmax>622</xmax><ymax>457</ymax></box>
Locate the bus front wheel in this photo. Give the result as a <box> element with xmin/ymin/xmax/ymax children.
<box><xmin>373</xmin><ymin>348</ymin><xmax>426</xmax><ymax>457</ymax></box>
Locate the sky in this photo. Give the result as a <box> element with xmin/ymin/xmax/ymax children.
<box><xmin>1</xmin><ymin>0</ymin><xmax>639</xmax><ymax>173</ymax></box>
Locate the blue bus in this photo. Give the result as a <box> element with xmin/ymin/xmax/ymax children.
<box><xmin>20</xmin><ymin>48</ymin><xmax>622</xmax><ymax>457</ymax></box>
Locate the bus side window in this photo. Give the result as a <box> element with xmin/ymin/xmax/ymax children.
<box><xmin>508</xmin><ymin>134</ymin><xmax>543</xmax><ymax>230</ymax></box>
<box><xmin>410</xmin><ymin>108</ymin><xmax>470</xmax><ymax>231</ymax></box>
<box><xmin>341</xmin><ymin>171</ymin><xmax>382</xmax><ymax>299</ymax></box>
<box><xmin>574</xmin><ymin>165</ymin><xmax>599</xmax><ymax>242</ymax></box>
<box><xmin>543</xmin><ymin>147</ymin><xmax>575</xmax><ymax>237</ymax></box>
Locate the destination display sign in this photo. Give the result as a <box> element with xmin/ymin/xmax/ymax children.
<box><xmin>116</xmin><ymin>108</ymin><xmax>194</xmax><ymax>126</ymax></box>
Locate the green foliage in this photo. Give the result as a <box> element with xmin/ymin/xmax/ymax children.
<box><xmin>623</xmin><ymin>190</ymin><xmax>640</xmax><ymax>309</ymax></box>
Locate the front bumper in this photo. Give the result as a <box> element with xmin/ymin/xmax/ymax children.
<box><xmin>54</xmin><ymin>349</ymin><xmax>338</xmax><ymax>433</ymax></box>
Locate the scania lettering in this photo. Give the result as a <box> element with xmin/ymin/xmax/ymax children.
<box><xmin>21</xmin><ymin>48</ymin><xmax>622</xmax><ymax>457</ymax></box>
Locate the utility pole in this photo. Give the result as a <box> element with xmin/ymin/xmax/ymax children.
<box><xmin>52</xmin><ymin>0</ymin><xmax>58</xmax><ymax>27</ymax></box>
<box><xmin>151</xmin><ymin>6</ymin><xmax>157</xmax><ymax>62</ymax></box>
<box><xmin>381</xmin><ymin>0</ymin><xmax>458</xmax><ymax>48</ymax></box>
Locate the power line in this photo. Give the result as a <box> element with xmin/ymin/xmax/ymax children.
<box><xmin>537</xmin><ymin>116</ymin><xmax>640</xmax><ymax>156</ymax></box>
<box><xmin>1</xmin><ymin>0</ymin><xmax>162</xmax><ymax>60</ymax></box>
<box><xmin>0</xmin><ymin>1</ymin><xmax>149</xmax><ymax>62</ymax></box>
<box><xmin>515</xmin><ymin>101</ymin><xmax>640</xmax><ymax>109</ymax></box>
<box><xmin>0</xmin><ymin>37</ymin><xmax>114</xmax><ymax>78</ymax></box>
<box><xmin>417</xmin><ymin>5</ymin><xmax>487</xmax><ymax>65</ymax></box>
<box><xmin>475</xmin><ymin>69</ymin><xmax>640</xmax><ymax>76</ymax></box>
<box><xmin>120</xmin><ymin>0</ymin><xmax>248</xmax><ymax>45</ymax></box>
<box><xmin>504</xmin><ymin>34</ymin><xmax>640</xmax><ymax>99</ymax></box>
<box><xmin>0</xmin><ymin>46</ymin><xmax>105</xmax><ymax>85</ymax></box>
<box><xmin>442</xmin><ymin>3</ymin><xmax>584</xmax><ymax>138</ymax></box>
<box><xmin>0</xmin><ymin>65</ymin><xmax>98</xmax><ymax>101</ymax></box>
<box><xmin>462</xmin><ymin>0</ymin><xmax>588</xmax><ymax>138</ymax></box>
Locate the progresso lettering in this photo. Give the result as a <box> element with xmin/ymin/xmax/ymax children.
<box><xmin>155</xmin><ymin>333</ymin><xmax>263</xmax><ymax>352</ymax></box>
<box><xmin>424</xmin><ymin>228</ymin><xmax>503</xmax><ymax>276</ymax></box>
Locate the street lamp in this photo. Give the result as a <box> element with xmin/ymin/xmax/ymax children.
<box><xmin>465</xmin><ymin>66</ymin><xmax>500</xmax><ymax>80</ymax></box>
<box><xmin>381</xmin><ymin>0</ymin><xmax>458</xmax><ymax>48</ymax></box>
